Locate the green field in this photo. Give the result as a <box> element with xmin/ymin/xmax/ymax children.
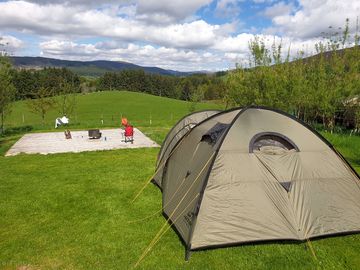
<box><xmin>5</xmin><ymin>91</ymin><xmax>222</xmax><ymax>130</ymax></box>
<box><xmin>1</xmin><ymin>92</ymin><xmax>360</xmax><ymax>269</ymax></box>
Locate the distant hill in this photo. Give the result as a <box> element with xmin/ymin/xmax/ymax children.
<box><xmin>10</xmin><ymin>56</ymin><xmax>196</xmax><ymax>77</ymax></box>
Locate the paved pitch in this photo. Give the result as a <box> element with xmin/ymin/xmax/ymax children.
<box><xmin>6</xmin><ymin>128</ymin><xmax>159</xmax><ymax>156</ymax></box>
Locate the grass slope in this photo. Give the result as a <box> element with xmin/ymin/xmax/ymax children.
<box><xmin>1</xmin><ymin>93</ymin><xmax>360</xmax><ymax>269</ymax></box>
<box><xmin>6</xmin><ymin>91</ymin><xmax>222</xmax><ymax>131</ymax></box>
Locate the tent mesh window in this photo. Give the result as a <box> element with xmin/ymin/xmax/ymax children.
<box><xmin>201</xmin><ymin>123</ymin><xmax>229</xmax><ymax>145</ymax></box>
<box><xmin>280</xmin><ymin>181</ymin><xmax>292</xmax><ymax>192</ymax></box>
<box><xmin>250</xmin><ymin>132</ymin><xmax>299</xmax><ymax>153</ymax></box>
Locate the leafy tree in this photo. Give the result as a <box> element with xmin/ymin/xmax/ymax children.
<box><xmin>179</xmin><ymin>78</ymin><xmax>194</xmax><ymax>101</ymax></box>
<box><xmin>225</xmin><ymin>18</ymin><xmax>360</xmax><ymax>131</ymax></box>
<box><xmin>10</xmin><ymin>67</ymin><xmax>81</xmax><ymax>100</ymax></box>
<box><xmin>57</xmin><ymin>80</ymin><xmax>77</xmax><ymax>117</ymax></box>
<box><xmin>188</xmin><ymin>85</ymin><xmax>204</xmax><ymax>113</ymax></box>
<box><xmin>248</xmin><ymin>36</ymin><xmax>271</xmax><ymax>67</ymax></box>
<box><xmin>11</xmin><ymin>69</ymin><xmax>39</xmax><ymax>100</ymax></box>
<box><xmin>355</xmin><ymin>108</ymin><xmax>360</xmax><ymax>131</ymax></box>
<box><xmin>27</xmin><ymin>87</ymin><xmax>55</xmax><ymax>125</ymax></box>
<box><xmin>0</xmin><ymin>55</ymin><xmax>16</xmax><ymax>133</ymax></box>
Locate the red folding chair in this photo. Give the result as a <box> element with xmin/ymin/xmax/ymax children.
<box><xmin>124</xmin><ymin>125</ymin><xmax>134</xmax><ymax>144</ymax></box>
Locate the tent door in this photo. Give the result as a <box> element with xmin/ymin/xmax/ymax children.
<box><xmin>254</xmin><ymin>148</ymin><xmax>299</xmax><ymax>193</ymax></box>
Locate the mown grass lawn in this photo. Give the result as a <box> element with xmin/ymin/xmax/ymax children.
<box><xmin>5</xmin><ymin>91</ymin><xmax>222</xmax><ymax>131</ymax></box>
<box><xmin>0</xmin><ymin>126</ymin><xmax>360</xmax><ymax>270</ymax></box>
<box><xmin>1</xmin><ymin>90</ymin><xmax>360</xmax><ymax>270</ymax></box>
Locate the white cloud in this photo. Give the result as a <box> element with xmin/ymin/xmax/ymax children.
<box><xmin>0</xmin><ymin>35</ymin><xmax>24</xmax><ymax>53</ymax></box>
<box><xmin>224</xmin><ymin>52</ymin><xmax>249</xmax><ymax>66</ymax></box>
<box><xmin>39</xmin><ymin>33</ymin><xmax>325</xmax><ymax>71</ymax></box>
<box><xmin>252</xmin><ymin>0</ymin><xmax>276</xmax><ymax>3</ymax></box>
<box><xmin>213</xmin><ymin>32</ymin><xmax>322</xmax><ymax>61</ymax></box>
<box><xmin>22</xmin><ymin>0</ymin><xmax>212</xmax><ymax>24</ymax></box>
<box><xmin>213</xmin><ymin>33</ymin><xmax>256</xmax><ymax>53</ymax></box>
<box><xmin>149</xmin><ymin>20</ymin><xmax>219</xmax><ymax>48</ymax></box>
<box><xmin>1</xmin><ymin>0</ymin><xmax>358</xmax><ymax>71</ymax></box>
<box><xmin>215</xmin><ymin>0</ymin><xmax>241</xmax><ymax>17</ymax></box>
<box><xmin>117</xmin><ymin>4</ymin><xmax>137</xmax><ymax>18</ymax></box>
<box><xmin>263</xmin><ymin>1</ymin><xmax>294</xmax><ymax>18</ymax></box>
<box><xmin>21</xmin><ymin>0</ymin><xmax>131</xmax><ymax>7</ymax></box>
<box><xmin>39</xmin><ymin>39</ymin><xmax>223</xmax><ymax>71</ymax></box>
<box><xmin>136</xmin><ymin>0</ymin><xmax>212</xmax><ymax>23</ymax></box>
<box><xmin>271</xmin><ymin>0</ymin><xmax>360</xmax><ymax>39</ymax></box>
<box><xmin>0</xmin><ymin>1</ymin><xmax>222</xmax><ymax>49</ymax></box>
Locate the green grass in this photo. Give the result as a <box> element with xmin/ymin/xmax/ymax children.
<box><xmin>1</xmin><ymin>92</ymin><xmax>360</xmax><ymax>269</ymax></box>
<box><xmin>322</xmin><ymin>132</ymin><xmax>360</xmax><ymax>172</ymax></box>
<box><xmin>0</xmin><ymin>129</ymin><xmax>359</xmax><ymax>269</ymax></box>
<box><xmin>5</xmin><ymin>91</ymin><xmax>222</xmax><ymax>131</ymax></box>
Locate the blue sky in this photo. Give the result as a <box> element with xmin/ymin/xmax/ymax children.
<box><xmin>0</xmin><ymin>0</ymin><xmax>359</xmax><ymax>71</ymax></box>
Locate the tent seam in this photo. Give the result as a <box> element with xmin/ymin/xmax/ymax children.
<box><xmin>186</xmin><ymin>106</ymin><xmax>251</xmax><ymax>251</ymax></box>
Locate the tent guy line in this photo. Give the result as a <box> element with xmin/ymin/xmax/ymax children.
<box><xmin>146</xmin><ymin>105</ymin><xmax>360</xmax><ymax>260</ymax></box>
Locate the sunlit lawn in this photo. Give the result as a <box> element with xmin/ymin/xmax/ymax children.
<box><xmin>0</xmin><ymin>127</ymin><xmax>360</xmax><ymax>269</ymax></box>
<box><xmin>1</xmin><ymin>92</ymin><xmax>360</xmax><ymax>269</ymax></box>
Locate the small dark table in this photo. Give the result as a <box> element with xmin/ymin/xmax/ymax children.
<box><xmin>88</xmin><ymin>129</ymin><xmax>102</xmax><ymax>139</ymax></box>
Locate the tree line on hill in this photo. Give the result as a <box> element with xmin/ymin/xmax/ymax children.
<box><xmin>11</xmin><ymin>67</ymin><xmax>82</xmax><ymax>100</ymax></box>
<box><xmin>6</xmin><ymin>64</ymin><xmax>227</xmax><ymax>104</ymax></box>
<box><xmin>97</xmin><ymin>69</ymin><xmax>227</xmax><ymax>101</ymax></box>
<box><xmin>225</xmin><ymin>19</ymin><xmax>360</xmax><ymax>131</ymax></box>
<box><xmin>0</xmin><ymin>58</ymin><xmax>85</xmax><ymax>130</ymax></box>
<box><xmin>0</xmin><ymin>55</ymin><xmax>227</xmax><ymax>131</ymax></box>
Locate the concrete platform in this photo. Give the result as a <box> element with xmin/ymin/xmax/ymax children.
<box><xmin>6</xmin><ymin>128</ymin><xmax>159</xmax><ymax>156</ymax></box>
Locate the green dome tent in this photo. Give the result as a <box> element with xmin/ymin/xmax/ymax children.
<box><xmin>156</xmin><ymin>106</ymin><xmax>360</xmax><ymax>260</ymax></box>
<box><xmin>153</xmin><ymin>109</ymin><xmax>221</xmax><ymax>189</ymax></box>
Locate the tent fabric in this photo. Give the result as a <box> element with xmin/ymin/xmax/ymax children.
<box><xmin>162</xmin><ymin>109</ymin><xmax>241</xmax><ymax>243</ymax></box>
<box><xmin>156</xmin><ymin>106</ymin><xmax>360</xmax><ymax>255</ymax></box>
<box><xmin>153</xmin><ymin>110</ymin><xmax>221</xmax><ymax>188</ymax></box>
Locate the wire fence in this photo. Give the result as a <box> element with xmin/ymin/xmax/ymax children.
<box><xmin>5</xmin><ymin>111</ymin><xmax>182</xmax><ymax>131</ymax></box>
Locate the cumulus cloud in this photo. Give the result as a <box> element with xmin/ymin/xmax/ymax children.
<box><xmin>22</xmin><ymin>0</ymin><xmax>212</xmax><ymax>24</ymax></box>
<box><xmin>39</xmin><ymin>39</ymin><xmax>223</xmax><ymax>71</ymax></box>
<box><xmin>271</xmin><ymin>0</ymin><xmax>360</xmax><ymax>39</ymax></box>
<box><xmin>136</xmin><ymin>0</ymin><xmax>212</xmax><ymax>24</ymax></box>
<box><xmin>1</xmin><ymin>0</ymin><xmax>359</xmax><ymax>71</ymax></box>
<box><xmin>0</xmin><ymin>1</ymin><xmax>222</xmax><ymax>49</ymax></box>
<box><xmin>263</xmin><ymin>1</ymin><xmax>294</xmax><ymax>18</ymax></box>
<box><xmin>213</xmin><ymin>33</ymin><xmax>322</xmax><ymax>60</ymax></box>
<box><xmin>20</xmin><ymin>0</ymin><xmax>131</xmax><ymax>7</ymax></box>
<box><xmin>213</xmin><ymin>33</ymin><xmax>254</xmax><ymax>53</ymax></box>
<box><xmin>39</xmin><ymin>33</ymin><xmax>324</xmax><ymax>70</ymax></box>
<box><xmin>215</xmin><ymin>0</ymin><xmax>241</xmax><ymax>17</ymax></box>
<box><xmin>252</xmin><ymin>0</ymin><xmax>276</xmax><ymax>3</ymax></box>
<box><xmin>0</xmin><ymin>35</ymin><xmax>24</xmax><ymax>53</ymax></box>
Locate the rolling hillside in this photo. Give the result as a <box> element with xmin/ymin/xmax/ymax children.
<box><xmin>10</xmin><ymin>56</ymin><xmax>196</xmax><ymax>77</ymax></box>
<box><xmin>6</xmin><ymin>91</ymin><xmax>222</xmax><ymax>130</ymax></box>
